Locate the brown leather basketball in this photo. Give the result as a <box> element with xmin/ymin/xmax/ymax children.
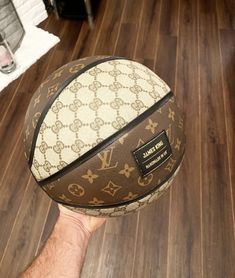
<box><xmin>24</xmin><ymin>56</ymin><xmax>185</xmax><ymax>217</ymax></box>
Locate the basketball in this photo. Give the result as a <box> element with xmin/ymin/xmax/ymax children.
<box><xmin>24</xmin><ymin>56</ymin><xmax>185</xmax><ymax>217</ymax></box>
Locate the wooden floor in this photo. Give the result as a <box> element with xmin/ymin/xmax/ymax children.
<box><xmin>0</xmin><ymin>0</ymin><xmax>235</xmax><ymax>277</ymax></box>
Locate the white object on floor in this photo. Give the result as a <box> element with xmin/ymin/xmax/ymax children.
<box><xmin>0</xmin><ymin>25</ymin><xmax>60</xmax><ymax>92</ymax></box>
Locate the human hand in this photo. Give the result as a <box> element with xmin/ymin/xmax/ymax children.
<box><xmin>21</xmin><ymin>206</ymin><xmax>106</xmax><ymax>278</ymax></box>
<box><xmin>58</xmin><ymin>205</ymin><xmax>106</xmax><ymax>237</ymax></box>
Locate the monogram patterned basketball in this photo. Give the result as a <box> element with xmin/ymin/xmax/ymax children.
<box><xmin>24</xmin><ymin>56</ymin><xmax>185</xmax><ymax>217</ymax></box>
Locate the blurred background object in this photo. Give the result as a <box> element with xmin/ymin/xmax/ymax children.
<box><xmin>0</xmin><ymin>0</ymin><xmax>25</xmax><ymax>52</ymax></box>
<box><xmin>50</xmin><ymin>0</ymin><xmax>100</xmax><ymax>28</ymax></box>
<box><xmin>0</xmin><ymin>31</ymin><xmax>16</xmax><ymax>73</ymax></box>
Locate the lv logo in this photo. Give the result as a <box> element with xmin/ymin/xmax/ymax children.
<box><xmin>98</xmin><ymin>147</ymin><xmax>118</xmax><ymax>171</ymax></box>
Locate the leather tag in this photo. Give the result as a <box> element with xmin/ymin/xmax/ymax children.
<box><xmin>132</xmin><ymin>130</ymin><xmax>172</xmax><ymax>177</ymax></box>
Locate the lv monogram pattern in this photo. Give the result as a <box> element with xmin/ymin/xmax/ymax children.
<box><xmin>31</xmin><ymin>59</ymin><xmax>170</xmax><ymax>180</ymax></box>
<box><xmin>63</xmin><ymin>164</ymin><xmax>181</xmax><ymax>217</ymax></box>
<box><xmin>24</xmin><ymin>57</ymin><xmax>185</xmax><ymax>217</ymax></box>
<box><xmin>42</xmin><ymin>97</ymin><xmax>185</xmax><ymax>209</ymax></box>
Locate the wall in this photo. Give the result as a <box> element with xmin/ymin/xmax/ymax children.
<box><xmin>13</xmin><ymin>0</ymin><xmax>48</xmax><ymax>26</ymax></box>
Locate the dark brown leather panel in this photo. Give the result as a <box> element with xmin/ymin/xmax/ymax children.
<box><xmin>42</xmin><ymin>96</ymin><xmax>185</xmax><ymax>207</ymax></box>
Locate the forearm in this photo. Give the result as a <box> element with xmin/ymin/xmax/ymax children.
<box><xmin>22</xmin><ymin>214</ymin><xmax>91</xmax><ymax>278</ymax></box>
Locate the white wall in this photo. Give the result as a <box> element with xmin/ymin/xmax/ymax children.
<box><xmin>13</xmin><ymin>0</ymin><xmax>48</xmax><ymax>26</ymax></box>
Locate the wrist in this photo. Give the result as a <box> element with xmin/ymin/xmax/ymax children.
<box><xmin>58</xmin><ymin>205</ymin><xmax>106</xmax><ymax>234</ymax></box>
<box><xmin>57</xmin><ymin>212</ymin><xmax>92</xmax><ymax>241</ymax></box>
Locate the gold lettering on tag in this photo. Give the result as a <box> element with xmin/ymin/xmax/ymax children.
<box><xmin>97</xmin><ymin>147</ymin><xmax>118</xmax><ymax>170</ymax></box>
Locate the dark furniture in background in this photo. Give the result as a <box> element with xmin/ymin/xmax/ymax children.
<box><xmin>52</xmin><ymin>0</ymin><xmax>98</xmax><ymax>28</ymax></box>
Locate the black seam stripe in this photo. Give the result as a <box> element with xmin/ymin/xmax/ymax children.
<box><xmin>38</xmin><ymin>91</ymin><xmax>173</xmax><ymax>186</ymax></box>
<box><xmin>42</xmin><ymin>148</ymin><xmax>185</xmax><ymax>209</ymax></box>
<box><xmin>28</xmin><ymin>56</ymin><xmax>125</xmax><ymax>167</ymax></box>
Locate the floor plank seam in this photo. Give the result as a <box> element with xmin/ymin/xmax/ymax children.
<box><xmin>198</xmin><ymin>0</ymin><xmax>204</xmax><ymax>276</ymax></box>
<box><xmin>113</xmin><ymin>0</ymin><xmax>127</xmax><ymax>56</ymax></box>
<box><xmin>216</xmin><ymin>3</ymin><xmax>235</xmax><ymax>242</ymax></box>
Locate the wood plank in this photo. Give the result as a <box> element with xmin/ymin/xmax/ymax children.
<box><xmin>80</xmin><ymin>223</ymin><xmax>106</xmax><ymax>277</ymax></box>
<box><xmin>0</xmin><ymin>177</ymin><xmax>51</xmax><ymax>278</ymax></box>
<box><xmin>0</xmin><ymin>137</ymin><xmax>31</xmax><ymax>260</ymax></box>
<box><xmin>132</xmin><ymin>197</ymin><xmax>170</xmax><ymax>278</ymax></box>
<box><xmin>135</xmin><ymin>0</ymin><xmax>161</xmax><ymax>63</ymax></box>
<box><xmin>219</xmin><ymin>29</ymin><xmax>235</xmax><ymax>238</ymax></box>
<box><xmin>0</xmin><ymin>77</ymin><xmax>24</xmax><ymax>122</ymax></box>
<box><xmin>216</xmin><ymin>0</ymin><xmax>235</xmax><ymax>30</ymax></box>
<box><xmin>155</xmin><ymin>35</ymin><xmax>177</xmax><ymax>89</ymax></box>
<box><xmin>166</xmin><ymin>0</ymin><xmax>202</xmax><ymax>277</ymax></box>
<box><xmin>114</xmin><ymin>0</ymin><xmax>142</xmax><ymax>58</ymax></box>
<box><xmin>94</xmin><ymin>0</ymin><xmax>125</xmax><ymax>55</ymax></box>
<box><xmin>199</xmin><ymin>1</ymin><xmax>235</xmax><ymax>277</ymax></box>
<box><xmin>132</xmin><ymin>1</ymin><xmax>179</xmax><ymax>277</ymax></box>
<box><xmin>159</xmin><ymin>0</ymin><xmax>179</xmax><ymax>36</ymax></box>
<box><xmin>98</xmin><ymin>233</ymin><xmax>136</xmax><ymax>277</ymax></box>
